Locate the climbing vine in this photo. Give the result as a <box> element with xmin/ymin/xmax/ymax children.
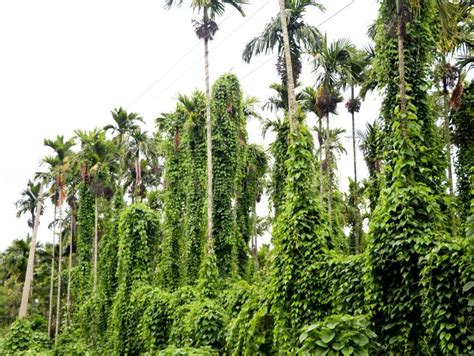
<box><xmin>211</xmin><ymin>73</ymin><xmax>243</xmax><ymax>277</ymax></box>
<box><xmin>271</xmin><ymin>122</ymin><xmax>327</xmax><ymax>351</ymax></box>
<box><xmin>110</xmin><ymin>203</ymin><xmax>160</xmax><ymax>354</ymax></box>
<box><xmin>182</xmin><ymin>91</ymin><xmax>208</xmax><ymax>284</ymax></box>
<box><xmin>159</xmin><ymin>109</ymin><xmax>186</xmax><ymax>290</ymax></box>
<box><xmin>451</xmin><ymin>80</ymin><xmax>474</xmax><ymax>222</ymax></box>
<box><xmin>368</xmin><ymin>1</ymin><xmax>449</xmax><ymax>352</ymax></box>
<box><xmin>75</xmin><ymin>182</ymin><xmax>94</xmax><ymax>304</ymax></box>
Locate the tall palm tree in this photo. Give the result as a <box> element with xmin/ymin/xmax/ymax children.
<box><xmin>127</xmin><ymin>128</ymin><xmax>158</xmax><ymax>200</ymax></box>
<box><xmin>16</xmin><ymin>180</ymin><xmax>45</xmax><ymax>319</ymax></box>
<box><xmin>311</xmin><ymin>36</ymin><xmax>357</xmax><ymax>221</ymax></box>
<box><xmin>342</xmin><ymin>50</ymin><xmax>367</xmax><ymax>187</ymax></box>
<box><xmin>43</xmin><ymin>135</ymin><xmax>75</xmax><ymax>342</ymax></box>
<box><xmin>105</xmin><ymin>107</ymin><xmax>145</xmax><ymax>187</ymax></box>
<box><xmin>164</xmin><ymin>0</ymin><xmax>247</xmax><ymax>246</ymax></box>
<box><xmin>243</xmin><ymin>0</ymin><xmax>324</xmax><ymax>85</ymax></box>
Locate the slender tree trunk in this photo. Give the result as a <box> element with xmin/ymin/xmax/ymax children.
<box><xmin>325</xmin><ymin>114</ymin><xmax>332</xmax><ymax>223</ymax></box>
<box><xmin>278</xmin><ymin>0</ymin><xmax>297</xmax><ymax>136</ymax></box>
<box><xmin>93</xmin><ymin>196</ymin><xmax>98</xmax><ymax>292</ymax></box>
<box><xmin>19</xmin><ymin>184</ymin><xmax>44</xmax><ymax>318</ymax></box>
<box><xmin>47</xmin><ymin>205</ymin><xmax>57</xmax><ymax>337</ymax></box>
<box><xmin>55</xmin><ymin>204</ymin><xmax>63</xmax><ymax>343</ymax></box>
<box><xmin>442</xmin><ymin>72</ymin><xmax>456</xmax><ymax>237</ymax></box>
<box><xmin>397</xmin><ymin>0</ymin><xmax>407</xmax><ymax>135</ymax></box>
<box><xmin>319</xmin><ymin>117</ymin><xmax>324</xmax><ymax>204</ymax></box>
<box><xmin>351</xmin><ymin>86</ymin><xmax>360</xmax><ymax>253</ymax></box>
<box><xmin>351</xmin><ymin>86</ymin><xmax>358</xmax><ymax>185</ymax></box>
<box><xmin>204</xmin><ymin>29</ymin><xmax>213</xmax><ymax>244</ymax></box>
<box><xmin>66</xmin><ymin>208</ymin><xmax>75</xmax><ymax>326</ymax></box>
<box><xmin>252</xmin><ymin>202</ymin><xmax>259</xmax><ymax>270</ymax></box>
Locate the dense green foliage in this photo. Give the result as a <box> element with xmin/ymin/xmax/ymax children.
<box><xmin>299</xmin><ymin>314</ymin><xmax>378</xmax><ymax>355</ymax></box>
<box><xmin>211</xmin><ymin>74</ymin><xmax>243</xmax><ymax>277</ymax></box>
<box><xmin>182</xmin><ymin>92</ymin><xmax>208</xmax><ymax>284</ymax></box>
<box><xmin>1</xmin><ymin>2</ymin><xmax>472</xmax><ymax>354</ymax></box>
<box><xmin>110</xmin><ymin>203</ymin><xmax>160</xmax><ymax>354</ymax></box>
<box><xmin>75</xmin><ymin>183</ymin><xmax>94</xmax><ymax>304</ymax></box>
<box><xmin>451</xmin><ymin>80</ymin><xmax>474</xmax><ymax>221</ymax></box>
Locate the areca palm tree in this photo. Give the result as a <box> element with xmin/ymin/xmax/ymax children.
<box><xmin>105</xmin><ymin>107</ymin><xmax>145</xmax><ymax>187</ymax></box>
<box><xmin>16</xmin><ymin>179</ymin><xmax>45</xmax><ymax>318</ymax></box>
<box><xmin>243</xmin><ymin>0</ymin><xmax>323</xmax><ymax>85</ymax></box>
<box><xmin>127</xmin><ymin>128</ymin><xmax>158</xmax><ymax>200</ymax></box>
<box><xmin>43</xmin><ymin>135</ymin><xmax>75</xmax><ymax>341</ymax></box>
<box><xmin>311</xmin><ymin>36</ymin><xmax>357</xmax><ymax>220</ymax></box>
<box><xmin>164</xmin><ymin>0</ymin><xmax>247</xmax><ymax>246</ymax></box>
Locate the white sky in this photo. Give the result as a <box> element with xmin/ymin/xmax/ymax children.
<box><xmin>0</xmin><ymin>0</ymin><xmax>380</xmax><ymax>251</ymax></box>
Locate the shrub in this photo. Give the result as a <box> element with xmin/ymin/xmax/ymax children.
<box><xmin>298</xmin><ymin>314</ymin><xmax>378</xmax><ymax>355</ymax></box>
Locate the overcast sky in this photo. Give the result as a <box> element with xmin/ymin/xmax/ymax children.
<box><xmin>0</xmin><ymin>0</ymin><xmax>380</xmax><ymax>251</ymax></box>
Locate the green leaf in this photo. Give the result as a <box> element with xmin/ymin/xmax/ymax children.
<box><xmin>321</xmin><ymin>330</ymin><xmax>336</xmax><ymax>344</ymax></box>
<box><xmin>463</xmin><ymin>281</ymin><xmax>474</xmax><ymax>292</ymax></box>
<box><xmin>342</xmin><ymin>346</ymin><xmax>354</xmax><ymax>355</ymax></box>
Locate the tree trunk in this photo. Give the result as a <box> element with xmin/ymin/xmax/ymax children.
<box><xmin>326</xmin><ymin>114</ymin><xmax>332</xmax><ymax>223</ymax></box>
<box><xmin>397</xmin><ymin>0</ymin><xmax>407</xmax><ymax>135</ymax></box>
<box><xmin>351</xmin><ymin>86</ymin><xmax>358</xmax><ymax>185</ymax></box>
<box><xmin>319</xmin><ymin>117</ymin><xmax>324</xmax><ymax>204</ymax></box>
<box><xmin>93</xmin><ymin>196</ymin><xmax>98</xmax><ymax>292</ymax></box>
<box><xmin>278</xmin><ymin>0</ymin><xmax>297</xmax><ymax>136</ymax></box>
<box><xmin>204</xmin><ymin>30</ymin><xmax>213</xmax><ymax>244</ymax></box>
<box><xmin>66</xmin><ymin>208</ymin><xmax>75</xmax><ymax>326</ymax></box>
<box><xmin>442</xmin><ymin>73</ymin><xmax>456</xmax><ymax>237</ymax></box>
<box><xmin>55</xmin><ymin>204</ymin><xmax>63</xmax><ymax>343</ymax></box>
<box><xmin>351</xmin><ymin>86</ymin><xmax>360</xmax><ymax>254</ymax></box>
<box><xmin>252</xmin><ymin>201</ymin><xmax>259</xmax><ymax>270</ymax></box>
<box><xmin>47</xmin><ymin>205</ymin><xmax>57</xmax><ymax>337</ymax></box>
<box><xmin>19</xmin><ymin>184</ymin><xmax>44</xmax><ymax>318</ymax></box>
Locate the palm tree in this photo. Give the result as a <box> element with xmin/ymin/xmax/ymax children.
<box><xmin>164</xmin><ymin>0</ymin><xmax>247</xmax><ymax>246</ymax></box>
<box><xmin>342</xmin><ymin>50</ymin><xmax>367</xmax><ymax>187</ymax></box>
<box><xmin>127</xmin><ymin>128</ymin><xmax>158</xmax><ymax>200</ymax></box>
<box><xmin>16</xmin><ymin>179</ymin><xmax>45</xmax><ymax>318</ymax></box>
<box><xmin>105</xmin><ymin>107</ymin><xmax>145</xmax><ymax>187</ymax></box>
<box><xmin>311</xmin><ymin>36</ymin><xmax>357</xmax><ymax>220</ymax></box>
<box><xmin>43</xmin><ymin>135</ymin><xmax>75</xmax><ymax>342</ymax></box>
<box><xmin>243</xmin><ymin>0</ymin><xmax>324</xmax><ymax>85</ymax></box>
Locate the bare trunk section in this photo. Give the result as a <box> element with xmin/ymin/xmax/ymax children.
<box><xmin>443</xmin><ymin>76</ymin><xmax>456</xmax><ymax>236</ymax></box>
<box><xmin>66</xmin><ymin>209</ymin><xmax>75</xmax><ymax>325</ymax></box>
<box><xmin>252</xmin><ymin>202</ymin><xmax>259</xmax><ymax>270</ymax></box>
<box><xmin>47</xmin><ymin>205</ymin><xmax>57</xmax><ymax>337</ymax></box>
<box><xmin>278</xmin><ymin>0</ymin><xmax>297</xmax><ymax>136</ymax></box>
<box><xmin>55</xmin><ymin>205</ymin><xmax>63</xmax><ymax>344</ymax></box>
<box><xmin>319</xmin><ymin>117</ymin><xmax>324</xmax><ymax>204</ymax></box>
<box><xmin>19</xmin><ymin>184</ymin><xmax>44</xmax><ymax>318</ymax></box>
<box><xmin>326</xmin><ymin>114</ymin><xmax>332</xmax><ymax>223</ymax></box>
<box><xmin>205</xmin><ymin>34</ymin><xmax>213</xmax><ymax>244</ymax></box>
<box><xmin>351</xmin><ymin>86</ymin><xmax>360</xmax><ymax>254</ymax></box>
<box><xmin>397</xmin><ymin>0</ymin><xmax>407</xmax><ymax>136</ymax></box>
<box><xmin>93</xmin><ymin>196</ymin><xmax>98</xmax><ymax>292</ymax></box>
<box><xmin>351</xmin><ymin>86</ymin><xmax>358</xmax><ymax>185</ymax></box>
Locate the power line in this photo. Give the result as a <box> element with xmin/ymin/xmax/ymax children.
<box><xmin>128</xmin><ymin>9</ymin><xmax>236</xmax><ymax>107</ymax></box>
<box><xmin>318</xmin><ymin>0</ymin><xmax>355</xmax><ymax>27</ymax></box>
<box><xmin>150</xmin><ymin>2</ymin><xmax>274</xmax><ymax>100</ymax></box>
<box><xmin>210</xmin><ymin>0</ymin><xmax>272</xmax><ymax>53</ymax></box>
<box><xmin>240</xmin><ymin>0</ymin><xmax>357</xmax><ymax>80</ymax></box>
<box><xmin>132</xmin><ymin>0</ymin><xmax>357</xmax><ymax>106</ymax></box>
